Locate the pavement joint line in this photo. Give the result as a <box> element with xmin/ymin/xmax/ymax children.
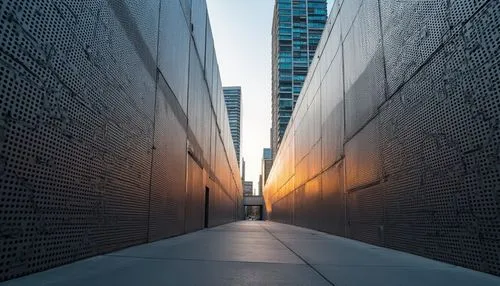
<box><xmin>104</xmin><ymin>254</ymin><xmax>305</xmax><ymax>265</ymax></box>
<box><xmin>308</xmin><ymin>264</ymin><xmax>453</xmax><ymax>269</ymax></box>
<box><xmin>260</xmin><ymin>223</ymin><xmax>337</xmax><ymax>286</ymax></box>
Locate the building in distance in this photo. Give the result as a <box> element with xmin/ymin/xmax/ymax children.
<box><xmin>271</xmin><ymin>0</ymin><xmax>327</xmax><ymax>157</ymax></box>
<box><xmin>261</xmin><ymin>148</ymin><xmax>273</xmax><ymax>194</ymax></box>
<box><xmin>243</xmin><ymin>181</ymin><xmax>254</xmax><ymax>197</ymax></box>
<box><xmin>223</xmin><ymin>86</ymin><xmax>242</xmax><ymax>166</ymax></box>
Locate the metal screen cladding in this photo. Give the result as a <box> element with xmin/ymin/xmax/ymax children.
<box><xmin>0</xmin><ymin>0</ymin><xmax>242</xmax><ymax>281</ymax></box>
<box><xmin>265</xmin><ymin>0</ymin><xmax>500</xmax><ymax>275</ymax></box>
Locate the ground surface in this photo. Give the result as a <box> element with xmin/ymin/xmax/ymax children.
<box><xmin>2</xmin><ymin>221</ymin><xmax>500</xmax><ymax>286</ymax></box>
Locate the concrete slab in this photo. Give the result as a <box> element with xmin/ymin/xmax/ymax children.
<box><xmin>314</xmin><ymin>265</ymin><xmax>500</xmax><ymax>286</ymax></box>
<box><xmin>261</xmin><ymin>223</ymin><xmax>451</xmax><ymax>268</ymax></box>
<box><xmin>275</xmin><ymin>237</ymin><xmax>455</xmax><ymax>267</ymax></box>
<box><xmin>110</xmin><ymin>228</ymin><xmax>302</xmax><ymax>264</ymax></box>
<box><xmin>269</xmin><ymin>230</ymin><xmax>333</xmax><ymax>241</ymax></box>
<box><xmin>2</xmin><ymin>221</ymin><xmax>499</xmax><ymax>286</ymax></box>
<box><xmin>209</xmin><ymin>222</ymin><xmax>265</xmax><ymax>233</ymax></box>
<box><xmin>1</xmin><ymin>256</ymin><xmax>329</xmax><ymax>286</ymax></box>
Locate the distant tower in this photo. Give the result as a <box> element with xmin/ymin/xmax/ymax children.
<box><xmin>261</xmin><ymin>148</ymin><xmax>273</xmax><ymax>194</ymax></box>
<box><xmin>271</xmin><ymin>0</ymin><xmax>327</xmax><ymax>157</ymax></box>
<box><xmin>223</xmin><ymin>86</ymin><xmax>242</xmax><ymax>166</ymax></box>
<box><xmin>243</xmin><ymin>181</ymin><xmax>253</xmax><ymax>196</ymax></box>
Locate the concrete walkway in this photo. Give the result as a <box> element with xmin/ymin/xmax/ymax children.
<box><xmin>3</xmin><ymin>221</ymin><xmax>499</xmax><ymax>286</ymax></box>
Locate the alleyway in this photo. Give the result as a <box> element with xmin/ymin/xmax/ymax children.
<box><xmin>3</xmin><ymin>221</ymin><xmax>499</xmax><ymax>286</ymax></box>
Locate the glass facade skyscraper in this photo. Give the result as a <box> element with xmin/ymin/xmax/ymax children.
<box><xmin>261</xmin><ymin>148</ymin><xmax>273</xmax><ymax>195</ymax></box>
<box><xmin>263</xmin><ymin>148</ymin><xmax>273</xmax><ymax>160</ymax></box>
<box><xmin>271</xmin><ymin>0</ymin><xmax>327</xmax><ymax>157</ymax></box>
<box><xmin>223</xmin><ymin>86</ymin><xmax>242</xmax><ymax>166</ymax></box>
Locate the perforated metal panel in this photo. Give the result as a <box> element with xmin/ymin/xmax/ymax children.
<box><xmin>264</xmin><ymin>0</ymin><xmax>500</xmax><ymax>276</ymax></box>
<box><xmin>347</xmin><ymin>183</ymin><xmax>385</xmax><ymax>245</ymax></box>
<box><xmin>158</xmin><ymin>0</ymin><xmax>190</xmax><ymax>113</ymax></box>
<box><xmin>179</xmin><ymin>0</ymin><xmax>192</xmax><ymax>24</ymax></box>
<box><xmin>345</xmin><ymin>119</ymin><xmax>382</xmax><ymax>191</ymax></box>
<box><xmin>318</xmin><ymin>161</ymin><xmax>345</xmax><ymax>236</ymax></box>
<box><xmin>191</xmin><ymin>0</ymin><xmax>207</xmax><ymax>67</ymax></box>
<box><xmin>378</xmin><ymin>0</ymin><xmax>500</xmax><ymax>274</ymax></box>
<box><xmin>205</xmin><ymin>21</ymin><xmax>214</xmax><ymax>97</ymax></box>
<box><xmin>379</xmin><ymin>0</ymin><xmax>490</xmax><ymax>96</ymax></box>
<box><xmin>0</xmin><ymin>0</ymin><xmax>242</xmax><ymax>282</ymax></box>
<box><xmin>188</xmin><ymin>40</ymin><xmax>207</xmax><ymax>164</ymax></box>
<box><xmin>149</xmin><ymin>75</ymin><xmax>187</xmax><ymax>241</ymax></box>
<box><xmin>185</xmin><ymin>156</ymin><xmax>204</xmax><ymax>233</ymax></box>
<box><xmin>320</xmin><ymin>47</ymin><xmax>344</xmax><ymax>170</ymax></box>
<box><xmin>293</xmin><ymin>185</ymin><xmax>307</xmax><ymax>227</ymax></box>
<box><xmin>343</xmin><ymin>0</ymin><xmax>385</xmax><ymax>138</ymax></box>
<box><xmin>0</xmin><ymin>0</ymin><xmax>158</xmax><ymax>280</ymax></box>
<box><xmin>339</xmin><ymin>0</ymin><xmax>362</xmax><ymax>40</ymax></box>
<box><xmin>272</xmin><ymin>192</ymin><xmax>294</xmax><ymax>225</ymax></box>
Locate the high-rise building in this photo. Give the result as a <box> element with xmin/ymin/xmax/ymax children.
<box><xmin>223</xmin><ymin>86</ymin><xmax>242</xmax><ymax>166</ymax></box>
<box><xmin>263</xmin><ymin>148</ymin><xmax>272</xmax><ymax>160</ymax></box>
<box><xmin>261</xmin><ymin>148</ymin><xmax>273</xmax><ymax>193</ymax></box>
<box><xmin>271</xmin><ymin>0</ymin><xmax>327</xmax><ymax>157</ymax></box>
<box><xmin>243</xmin><ymin>181</ymin><xmax>254</xmax><ymax>197</ymax></box>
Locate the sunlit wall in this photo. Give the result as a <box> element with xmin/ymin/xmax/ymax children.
<box><xmin>265</xmin><ymin>0</ymin><xmax>500</xmax><ymax>275</ymax></box>
<box><xmin>0</xmin><ymin>0</ymin><xmax>242</xmax><ymax>281</ymax></box>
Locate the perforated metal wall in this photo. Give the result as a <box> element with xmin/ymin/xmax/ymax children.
<box><xmin>0</xmin><ymin>0</ymin><xmax>242</xmax><ymax>281</ymax></box>
<box><xmin>264</xmin><ymin>0</ymin><xmax>500</xmax><ymax>275</ymax></box>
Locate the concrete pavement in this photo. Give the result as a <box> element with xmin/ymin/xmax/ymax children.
<box><xmin>2</xmin><ymin>221</ymin><xmax>499</xmax><ymax>285</ymax></box>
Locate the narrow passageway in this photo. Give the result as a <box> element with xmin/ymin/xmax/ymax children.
<box><xmin>3</xmin><ymin>221</ymin><xmax>499</xmax><ymax>286</ymax></box>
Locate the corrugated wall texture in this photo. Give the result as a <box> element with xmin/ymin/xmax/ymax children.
<box><xmin>264</xmin><ymin>0</ymin><xmax>500</xmax><ymax>276</ymax></box>
<box><xmin>0</xmin><ymin>0</ymin><xmax>242</xmax><ymax>281</ymax></box>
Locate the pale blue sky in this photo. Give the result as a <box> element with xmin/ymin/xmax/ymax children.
<box><xmin>206</xmin><ymin>0</ymin><xmax>334</xmax><ymax>193</ymax></box>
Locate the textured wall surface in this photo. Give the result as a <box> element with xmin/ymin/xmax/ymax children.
<box><xmin>265</xmin><ymin>0</ymin><xmax>500</xmax><ymax>276</ymax></box>
<box><xmin>0</xmin><ymin>0</ymin><xmax>242</xmax><ymax>281</ymax></box>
